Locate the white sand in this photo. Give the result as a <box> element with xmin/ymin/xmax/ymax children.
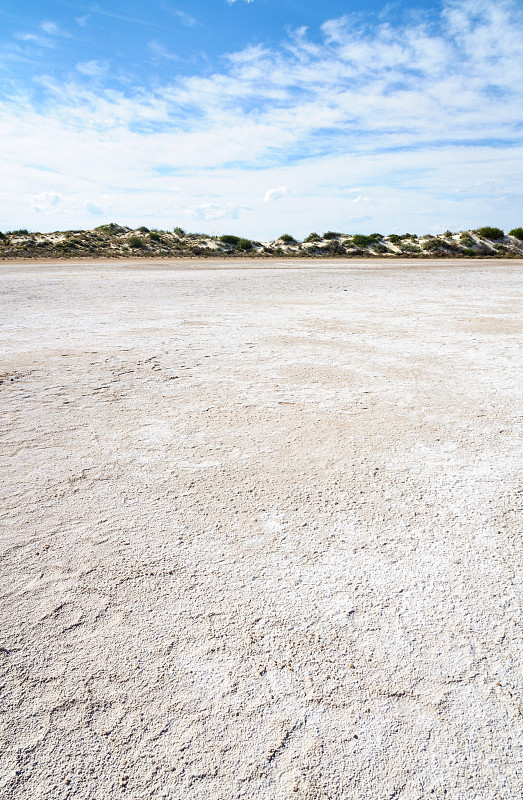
<box><xmin>0</xmin><ymin>259</ymin><xmax>522</xmax><ymax>799</ymax></box>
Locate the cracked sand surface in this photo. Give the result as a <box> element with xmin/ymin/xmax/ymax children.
<box><xmin>0</xmin><ymin>259</ymin><xmax>522</xmax><ymax>799</ymax></box>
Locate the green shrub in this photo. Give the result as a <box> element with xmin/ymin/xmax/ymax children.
<box><xmin>323</xmin><ymin>231</ymin><xmax>341</xmax><ymax>240</ymax></box>
<box><xmin>128</xmin><ymin>235</ymin><xmax>144</xmax><ymax>248</ymax></box>
<box><xmin>423</xmin><ymin>238</ymin><xmax>445</xmax><ymax>252</ymax></box>
<box><xmin>351</xmin><ymin>234</ymin><xmax>376</xmax><ymax>247</ymax></box>
<box><xmin>461</xmin><ymin>248</ymin><xmax>476</xmax><ymax>257</ymax></box>
<box><xmin>325</xmin><ymin>240</ymin><xmax>345</xmax><ymax>254</ymax></box>
<box><xmin>304</xmin><ymin>232</ymin><xmax>320</xmax><ymax>242</ymax></box>
<box><xmin>508</xmin><ymin>227</ymin><xmax>523</xmax><ymax>240</ymax></box>
<box><xmin>7</xmin><ymin>228</ymin><xmax>29</xmax><ymax>235</ymax></box>
<box><xmin>476</xmin><ymin>226</ymin><xmax>504</xmax><ymax>240</ymax></box>
<box><xmin>95</xmin><ymin>223</ymin><xmax>124</xmax><ymax>234</ymax></box>
<box><xmin>459</xmin><ymin>233</ymin><xmax>474</xmax><ymax>246</ymax></box>
<box><xmin>138</xmin><ymin>226</ymin><xmax>150</xmax><ymax>233</ymax></box>
<box><xmin>237</xmin><ymin>238</ymin><xmax>253</xmax><ymax>251</ymax></box>
<box><xmin>173</xmin><ymin>227</ymin><xmax>185</xmax><ymax>236</ymax></box>
<box><xmin>388</xmin><ymin>233</ymin><xmax>413</xmax><ymax>242</ymax></box>
<box><xmin>219</xmin><ymin>234</ymin><xmax>240</xmax><ymax>246</ymax></box>
<box><xmin>279</xmin><ymin>234</ymin><xmax>295</xmax><ymax>243</ymax></box>
<box><xmin>149</xmin><ymin>231</ymin><xmax>162</xmax><ymax>242</ymax></box>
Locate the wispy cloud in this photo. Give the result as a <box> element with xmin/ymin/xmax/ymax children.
<box><xmin>40</xmin><ymin>21</ymin><xmax>60</xmax><ymax>35</ymax></box>
<box><xmin>14</xmin><ymin>31</ymin><xmax>54</xmax><ymax>47</ymax></box>
<box><xmin>148</xmin><ymin>40</ymin><xmax>179</xmax><ymax>62</ymax></box>
<box><xmin>76</xmin><ymin>60</ymin><xmax>107</xmax><ymax>78</ymax></box>
<box><xmin>175</xmin><ymin>11</ymin><xmax>196</xmax><ymax>27</ymax></box>
<box><xmin>25</xmin><ymin>190</ymin><xmax>64</xmax><ymax>213</ymax></box>
<box><xmin>2</xmin><ymin>1</ymin><xmax>523</xmax><ymax>237</ymax></box>
<box><xmin>263</xmin><ymin>186</ymin><xmax>289</xmax><ymax>203</ymax></box>
<box><xmin>190</xmin><ymin>202</ymin><xmax>251</xmax><ymax>222</ymax></box>
<box><xmin>85</xmin><ymin>202</ymin><xmax>104</xmax><ymax>215</ymax></box>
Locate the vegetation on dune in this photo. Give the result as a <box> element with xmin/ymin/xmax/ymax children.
<box><xmin>351</xmin><ymin>233</ymin><xmax>382</xmax><ymax>247</ymax></box>
<box><xmin>1</xmin><ymin>223</ymin><xmax>522</xmax><ymax>259</ymax></box>
<box><xmin>95</xmin><ymin>222</ymin><xmax>126</xmax><ymax>234</ymax></box>
<box><xmin>476</xmin><ymin>226</ymin><xmax>504</xmax><ymax>240</ymax></box>
<box><xmin>219</xmin><ymin>234</ymin><xmax>240</xmax><ymax>245</ymax></box>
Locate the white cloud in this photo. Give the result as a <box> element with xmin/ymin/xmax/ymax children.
<box><xmin>76</xmin><ymin>60</ymin><xmax>107</xmax><ymax>78</ymax></box>
<box><xmin>25</xmin><ymin>191</ymin><xmax>64</xmax><ymax>212</ymax></box>
<box><xmin>148</xmin><ymin>41</ymin><xmax>179</xmax><ymax>62</ymax></box>
<box><xmin>41</xmin><ymin>21</ymin><xmax>59</xmax><ymax>35</ymax></box>
<box><xmin>15</xmin><ymin>32</ymin><xmax>53</xmax><ymax>46</ymax></box>
<box><xmin>263</xmin><ymin>186</ymin><xmax>290</xmax><ymax>203</ymax></box>
<box><xmin>85</xmin><ymin>203</ymin><xmax>104</xmax><ymax>215</ymax></box>
<box><xmin>175</xmin><ymin>11</ymin><xmax>196</xmax><ymax>26</ymax></box>
<box><xmin>2</xmin><ymin>1</ymin><xmax>523</xmax><ymax>237</ymax></box>
<box><xmin>189</xmin><ymin>202</ymin><xmax>251</xmax><ymax>222</ymax></box>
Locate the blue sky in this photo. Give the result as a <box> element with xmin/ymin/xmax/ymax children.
<box><xmin>1</xmin><ymin>0</ymin><xmax>522</xmax><ymax>237</ymax></box>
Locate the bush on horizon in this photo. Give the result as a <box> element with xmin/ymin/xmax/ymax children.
<box><xmin>509</xmin><ymin>227</ymin><xmax>523</xmax><ymax>240</ymax></box>
<box><xmin>304</xmin><ymin>232</ymin><xmax>320</xmax><ymax>242</ymax></box>
<box><xmin>173</xmin><ymin>227</ymin><xmax>185</xmax><ymax>236</ymax></box>
<box><xmin>279</xmin><ymin>234</ymin><xmax>295</xmax><ymax>243</ymax></box>
<box><xmin>476</xmin><ymin>226</ymin><xmax>504</xmax><ymax>240</ymax></box>
<box><xmin>351</xmin><ymin>234</ymin><xmax>381</xmax><ymax>247</ymax></box>
<box><xmin>323</xmin><ymin>231</ymin><xmax>342</xmax><ymax>239</ymax></box>
<box><xmin>96</xmin><ymin>222</ymin><xmax>124</xmax><ymax>235</ymax></box>
<box><xmin>236</xmin><ymin>238</ymin><xmax>253</xmax><ymax>251</ymax></box>
<box><xmin>219</xmin><ymin>234</ymin><xmax>240</xmax><ymax>246</ymax></box>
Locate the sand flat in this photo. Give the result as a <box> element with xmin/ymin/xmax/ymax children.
<box><xmin>0</xmin><ymin>259</ymin><xmax>522</xmax><ymax>799</ymax></box>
